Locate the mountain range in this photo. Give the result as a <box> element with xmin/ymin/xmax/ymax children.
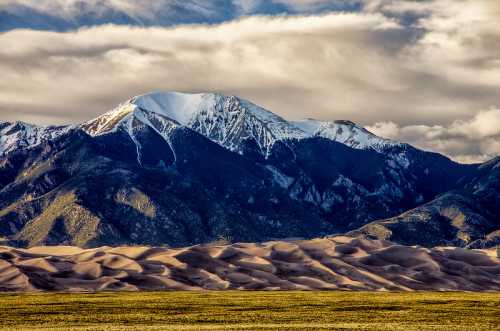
<box><xmin>0</xmin><ymin>91</ymin><xmax>497</xmax><ymax>248</ymax></box>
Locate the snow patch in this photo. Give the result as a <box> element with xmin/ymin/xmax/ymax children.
<box><xmin>131</xmin><ymin>91</ymin><xmax>205</xmax><ymax>125</ymax></box>
<box><xmin>265</xmin><ymin>165</ymin><xmax>294</xmax><ymax>189</ymax></box>
<box><xmin>293</xmin><ymin>119</ymin><xmax>400</xmax><ymax>151</ymax></box>
<box><xmin>0</xmin><ymin>121</ymin><xmax>72</xmax><ymax>155</ymax></box>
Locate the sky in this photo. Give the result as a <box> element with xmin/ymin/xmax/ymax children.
<box><xmin>1</xmin><ymin>0</ymin><xmax>499</xmax><ymax>163</ymax></box>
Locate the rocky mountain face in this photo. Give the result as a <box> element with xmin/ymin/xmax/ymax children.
<box><xmin>0</xmin><ymin>91</ymin><xmax>491</xmax><ymax>248</ymax></box>
<box><xmin>349</xmin><ymin>157</ymin><xmax>500</xmax><ymax>248</ymax></box>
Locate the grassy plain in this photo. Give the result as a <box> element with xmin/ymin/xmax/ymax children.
<box><xmin>0</xmin><ymin>291</ymin><xmax>498</xmax><ymax>330</ymax></box>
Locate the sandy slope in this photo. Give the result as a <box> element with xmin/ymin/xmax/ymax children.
<box><xmin>0</xmin><ymin>237</ymin><xmax>498</xmax><ymax>292</ymax></box>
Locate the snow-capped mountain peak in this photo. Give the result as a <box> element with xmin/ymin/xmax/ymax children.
<box><xmin>187</xmin><ymin>94</ymin><xmax>306</xmax><ymax>155</ymax></box>
<box><xmin>81</xmin><ymin>92</ymin><xmax>202</xmax><ymax>137</ymax></box>
<box><xmin>83</xmin><ymin>91</ymin><xmax>306</xmax><ymax>156</ymax></box>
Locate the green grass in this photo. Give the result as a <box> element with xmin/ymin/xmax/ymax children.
<box><xmin>0</xmin><ymin>291</ymin><xmax>498</xmax><ymax>330</ymax></box>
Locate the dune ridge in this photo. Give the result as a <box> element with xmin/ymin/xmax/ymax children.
<box><xmin>0</xmin><ymin>237</ymin><xmax>498</xmax><ymax>292</ymax></box>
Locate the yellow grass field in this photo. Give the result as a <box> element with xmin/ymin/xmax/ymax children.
<box><xmin>0</xmin><ymin>291</ymin><xmax>498</xmax><ymax>330</ymax></box>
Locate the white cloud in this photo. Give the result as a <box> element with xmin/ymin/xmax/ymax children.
<box><xmin>367</xmin><ymin>109</ymin><xmax>500</xmax><ymax>163</ymax></box>
<box><xmin>403</xmin><ymin>0</ymin><xmax>500</xmax><ymax>86</ymax></box>
<box><xmin>0</xmin><ymin>13</ymin><xmax>410</xmax><ymax>125</ymax></box>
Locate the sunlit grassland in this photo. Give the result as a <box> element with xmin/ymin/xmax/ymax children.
<box><xmin>0</xmin><ymin>291</ymin><xmax>498</xmax><ymax>330</ymax></box>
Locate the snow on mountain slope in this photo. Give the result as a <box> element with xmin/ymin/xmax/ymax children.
<box><xmin>132</xmin><ymin>92</ymin><xmax>205</xmax><ymax>125</ymax></box>
<box><xmin>292</xmin><ymin>119</ymin><xmax>400</xmax><ymax>152</ymax></box>
<box><xmin>81</xmin><ymin>93</ymin><xmax>192</xmax><ymax>141</ymax></box>
<box><xmin>0</xmin><ymin>121</ymin><xmax>71</xmax><ymax>156</ymax></box>
<box><xmin>82</xmin><ymin>99</ymin><xmax>184</xmax><ymax>165</ymax></box>
<box><xmin>82</xmin><ymin>102</ymin><xmax>135</xmax><ymax>136</ymax></box>
<box><xmin>187</xmin><ymin>94</ymin><xmax>305</xmax><ymax>155</ymax></box>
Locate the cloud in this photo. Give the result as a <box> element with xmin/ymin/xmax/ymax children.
<box><xmin>367</xmin><ymin>109</ymin><xmax>500</xmax><ymax>163</ymax></box>
<box><xmin>0</xmin><ymin>0</ymin><xmax>365</xmax><ymax>31</ymax></box>
<box><xmin>363</xmin><ymin>0</ymin><xmax>434</xmax><ymax>15</ymax></box>
<box><xmin>405</xmin><ymin>0</ymin><xmax>500</xmax><ymax>85</ymax></box>
<box><xmin>0</xmin><ymin>0</ymin><xmax>236</xmax><ymax>31</ymax></box>
<box><xmin>0</xmin><ymin>13</ymin><xmax>411</xmax><ymax>125</ymax></box>
<box><xmin>0</xmin><ymin>0</ymin><xmax>499</xmax><ymax>163</ymax></box>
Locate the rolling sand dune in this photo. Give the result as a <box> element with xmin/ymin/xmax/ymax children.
<box><xmin>0</xmin><ymin>237</ymin><xmax>498</xmax><ymax>292</ymax></box>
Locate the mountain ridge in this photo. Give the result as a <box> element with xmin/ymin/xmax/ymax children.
<box><xmin>349</xmin><ymin>157</ymin><xmax>500</xmax><ymax>248</ymax></box>
<box><xmin>0</xmin><ymin>91</ymin><xmax>494</xmax><ymax>248</ymax></box>
<box><xmin>3</xmin><ymin>91</ymin><xmax>407</xmax><ymax>160</ymax></box>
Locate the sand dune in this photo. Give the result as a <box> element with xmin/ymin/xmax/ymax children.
<box><xmin>0</xmin><ymin>237</ymin><xmax>498</xmax><ymax>292</ymax></box>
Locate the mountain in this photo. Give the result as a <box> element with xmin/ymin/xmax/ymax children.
<box><xmin>0</xmin><ymin>91</ymin><xmax>485</xmax><ymax>248</ymax></box>
<box><xmin>349</xmin><ymin>157</ymin><xmax>500</xmax><ymax>248</ymax></box>
<box><xmin>82</xmin><ymin>92</ymin><xmax>481</xmax><ymax>229</ymax></box>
